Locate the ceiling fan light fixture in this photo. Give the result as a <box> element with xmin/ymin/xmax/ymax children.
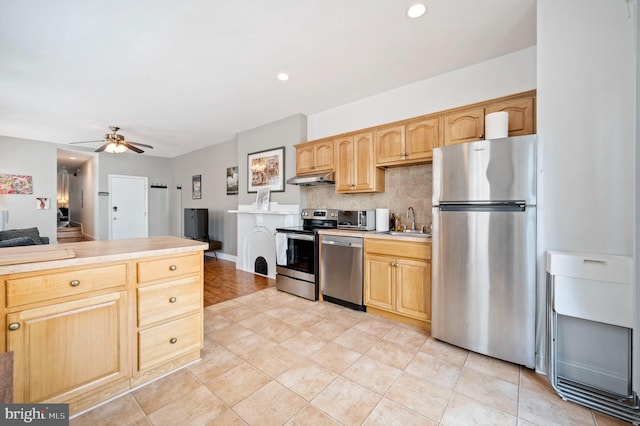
<box><xmin>105</xmin><ymin>142</ymin><xmax>127</xmax><ymax>153</ymax></box>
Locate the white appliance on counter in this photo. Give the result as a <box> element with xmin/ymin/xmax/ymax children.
<box><xmin>431</xmin><ymin>135</ymin><xmax>537</xmax><ymax>368</ymax></box>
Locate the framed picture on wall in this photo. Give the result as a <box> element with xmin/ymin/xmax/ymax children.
<box><xmin>192</xmin><ymin>175</ymin><xmax>201</xmax><ymax>199</ymax></box>
<box><xmin>226</xmin><ymin>166</ymin><xmax>238</xmax><ymax>195</ymax></box>
<box><xmin>247</xmin><ymin>147</ymin><xmax>284</xmax><ymax>193</ymax></box>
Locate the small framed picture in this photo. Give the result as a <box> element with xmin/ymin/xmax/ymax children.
<box><xmin>255</xmin><ymin>187</ymin><xmax>270</xmax><ymax>211</ymax></box>
<box><xmin>192</xmin><ymin>175</ymin><xmax>202</xmax><ymax>199</ymax></box>
<box><xmin>226</xmin><ymin>166</ymin><xmax>238</xmax><ymax>195</ymax></box>
<box><xmin>247</xmin><ymin>147</ymin><xmax>285</xmax><ymax>193</ymax></box>
<box><xmin>36</xmin><ymin>197</ymin><xmax>50</xmax><ymax>210</ymax></box>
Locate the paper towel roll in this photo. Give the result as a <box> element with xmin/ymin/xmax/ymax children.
<box><xmin>485</xmin><ymin>111</ymin><xmax>509</xmax><ymax>139</ymax></box>
<box><xmin>375</xmin><ymin>208</ymin><xmax>390</xmax><ymax>232</ymax></box>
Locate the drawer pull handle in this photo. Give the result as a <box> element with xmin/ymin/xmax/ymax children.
<box><xmin>8</xmin><ymin>323</ymin><xmax>20</xmax><ymax>331</ymax></box>
<box><xmin>169</xmin><ymin>297</ymin><xmax>177</xmax><ymax>303</ymax></box>
<box><xmin>169</xmin><ymin>265</ymin><xmax>177</xmax><ymax>271</ymax></box>
<box><xmin>70</xmin><ymin>280</ymin><xmax>80</xmax><ymax>287</ymax></box>
<box><xmin>169</xmin><ymin>337</ymin><xmax>178</xmax><ymax>344</ymax></box>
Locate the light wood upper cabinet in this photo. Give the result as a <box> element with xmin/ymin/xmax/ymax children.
<box><xmin>335</xmin><ymin>132</ymin><xmax>384</xmax><ymax>193</ymax></box>
<box><xmin>376</xmin><ymin>117</ymin><xmax>439</xmax><ymax>167</ymax></box>
<box><xmin>295</xmin><ymin>139</ymin><xmax>334</xmax><ymax>175</ymax></box>
<box><xmin>485</xmin><ymin>96</ymin><xmax>535</xmax><ymax>136</ymax></box>
<box><xmin>405</xmin><ymin>117</ymin><xmax>439</xmax><ymax>162</ymax></box>
<box><xmin>443</xmin><ymin>92</ymin><xmax>536</xmax><ymax>146</ymax></box>
<box><xmin>443</xmin><ymin>107</ymin><xmax>485</xmax><ymax>146</ymax></box>
<box><xmin>296</xmin><ymin>90</ymin><xmax>536</xmax><ymax>172</ymax></box>
<box><xmin>375</xmin><ymin>125</ymin><xmax>405</xmax><ymax>165</ymax></box>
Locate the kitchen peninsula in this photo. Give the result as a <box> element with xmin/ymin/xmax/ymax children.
<box><xmin>0</xmin><ymin>236</ymin><xmax>208</xmax><ymax>415</ymax></box>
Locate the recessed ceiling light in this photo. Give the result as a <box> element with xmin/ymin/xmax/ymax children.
<box><xmin>69</xmin><ymin>156</ymin><xmax>76</xmax><ymax>160</ymax></box>
<box><xmin>277</xmin><ymin>72</ymin><xmax>289</xmax><ymax>81</ymax></box>
<box><xmin>407</xmin><ymin>3</ymin><xmax>426</xmax><ymax>18</ymax></box>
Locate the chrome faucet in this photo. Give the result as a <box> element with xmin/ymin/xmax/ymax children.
<box><xmin>406</xmin><ymin>206</ymin><xmax>416</xmax><ymax>231</ymax></box>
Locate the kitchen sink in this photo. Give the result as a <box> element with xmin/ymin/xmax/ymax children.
<box><xmin>386</xmin><ymin>230</ymin><xmax>431</xmax><ymax>238</ymax></box>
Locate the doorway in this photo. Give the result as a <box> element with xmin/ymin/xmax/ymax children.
<box><xmin>109</xmin><ymin>175</ymin><xmax>148</xmax><ymax>240</ymax></box>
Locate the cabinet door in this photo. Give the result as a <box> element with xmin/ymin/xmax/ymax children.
<box><xmin>405</xmin><ymin>117</ymin><xmax>439</xmax><ymax>161</ymax></box>
<box><xmin>7</xmin><ymin>291</ymin><xmax>130</xmax><ymax>403</ymax></box>
<box><xmin>364</xmin><ymin>254</ymin><xmax>394</xmax><ymax>311</ymax></box>
<box><xmin>396</xmin><ymin>259</ymin><xmax>430</xmax><ymax>321</ymax></box>
<box><xmin>375</xmin><ymin>125</ymin><xmax>405</xmax><ymax>165</ymax></box>
<box><xmin>353</xmin><ymin>131</ymin><xmax>376</xmax><ymax>191</ymax></box>
<box><xmin>485</xmin><ymin>96</ymin><xmax>535</xmax><ymax>136</ymax></box>
<box><xmin>334</xmin><ymin>136</ymin><xmax>354</xmax><ymax>192</ymax></box>
<box><xmin>443</xmin><ymin>107</ymin><xmax>485</xmax><ymax>146</ymax></box>
<box><xmin>295</xmin><ymin>144</ymin><xmax>316</xmax><ymax>175</ymax></box>
<box><xmin>313</xmin><ymin>140</ymin><xmax>335</xmax><ymax>172</ymax></box>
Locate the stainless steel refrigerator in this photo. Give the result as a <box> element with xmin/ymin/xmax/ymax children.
<box><xmin>431</xmin><ymin>135</ymin><xmax>536</xmax><ymax>368</ymax></box>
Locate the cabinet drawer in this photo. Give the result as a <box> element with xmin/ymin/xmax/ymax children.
<box><xmin>6</xmin><ymin>264</ymin><xmax>127</xmax><ymax>307</ymax></box>
<box><xmin>138</xmin><ymin>313</ymin><xmax>202</xmax><ymax>371</ymax></box>
<box><xmin>137</xmin><ymin>253</ymin><xmax>200</xmax><ymax>283</ymax></box>
<box><xmin>137</xmin><ymin>276</ymin><xmax>202</xmax><ymax>327</ymax></box>
<box><xmin>365</xmin><ymin>239</ymin><xmax>430</xmax><ymax>260</ymax></box>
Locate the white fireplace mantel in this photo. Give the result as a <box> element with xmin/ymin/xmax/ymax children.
<box><xmin>229</xmin><ymin>203</ymin><xmax>300</xmax><ymax>278</ymax></box>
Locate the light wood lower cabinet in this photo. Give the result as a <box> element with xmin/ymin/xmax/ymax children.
<box><xmin>135</xmin><ymin>252</ymin><xmax>203</xmax><ymax>375</ymax></box>
<box><xmin>7</xmin><ymin>291</ymin><xmax>129</xmax><ymax>404</ymax></box>
<box><xmin>1</xmin><ymin>249</ymin><xmax>204</xmax><ymax>415</ymax></box>
<box><xmin>364</xmin><ymin>239</ymin><xmax>431</xmax><ymax>328</ymax></box>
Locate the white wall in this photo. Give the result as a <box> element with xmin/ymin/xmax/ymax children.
<box><xmin>308</xmin><ymin>47</ymin><xmax>537</xmax><ymax>140</ymax></box>
<box><xmin>0</xmin><ymin>136</ymin><xmax>58</xmax><ymax>241</ymax></box>
<box><xmin>537</xmin><ymin>0</ymin><xmax>636</xmax><ymax>372</ymax></box>
<box><xmin>635</xmin><ymin>0</ymin><xmax>640</xmax><ymax>393</ymax></box>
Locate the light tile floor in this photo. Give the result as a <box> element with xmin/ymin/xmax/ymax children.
<box><xmin>70</xmin><ymin>287</ymin><xmax>631</xmax><ymax>425</ymax></box>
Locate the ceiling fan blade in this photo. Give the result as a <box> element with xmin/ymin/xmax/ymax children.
<box><xmin>95</xmin><ymin>143</ymin><xmax>108</xmax><ymax>152</ymax></box>
<box><xmin>69</xmin><ymin>140</ymin><xmax>105</xmax><ymax>144</ymax></box>
<box><xmin>123</xmin><ymin>142</ymin><xmax>144</xmax><ymax>153</ymax></box>
<box><xmin>125</xmin><ymin>141</ymin><xmax>154</xmax><ymax>149</ymax></box>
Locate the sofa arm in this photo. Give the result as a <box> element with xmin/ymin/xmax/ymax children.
<box><xmin>0</xmin><ymin>237</ymin><xmax>37</xmax><ymax>248</ymax></box>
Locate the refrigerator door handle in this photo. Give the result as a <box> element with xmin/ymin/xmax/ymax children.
<box><xmin>439</xmin><ymin>204</ymin><xmax>526</xmax><ymax>212</ymax></box>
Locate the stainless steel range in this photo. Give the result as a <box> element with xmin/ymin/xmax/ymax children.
<box><xmin>275</xmin><ymin>209</ymin><xmax>339</xmax><ymax>300</ymax></box>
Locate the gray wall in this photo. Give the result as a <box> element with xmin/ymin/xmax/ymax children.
<box><xmin>97</xmin><ymin>153</ymin><xmax>173</xmax><ymax>241</ymax></box>
<box><xmin>237</xmin><ymin>114</ymin><xmax>307</xmax><ymax>206</ymax></box>
<box><xmin>0</xmin><ymin>136</ymin><xmax>58</xmax><ymax>241</ymax></box>
<box><xmin>172</xmin><ymin>138</ymin><xmax>239</xmax><ymax>256</ymax></box>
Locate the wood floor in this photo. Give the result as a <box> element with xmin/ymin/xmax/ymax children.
<box><xmin>203</xmin><ymin>256</ymin><xmax>274</xmax><ymax>307</ymax></box>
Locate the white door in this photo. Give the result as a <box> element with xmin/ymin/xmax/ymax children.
<box><xmin>109</xmin><ymin>175</ymin><xmax>148</xmax><ymax>240</ymax></box>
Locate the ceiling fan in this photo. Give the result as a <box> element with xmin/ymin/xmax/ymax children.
<box><xmin>70</xmin><ymin>126</ymin><xmax>154</xmax><ymax>154</ymax></box>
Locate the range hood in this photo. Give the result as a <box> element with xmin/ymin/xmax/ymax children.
<box><xmin>287</xmin><ymin>171</ymin><xmax>335</xmax><ymax>186</ymax></box>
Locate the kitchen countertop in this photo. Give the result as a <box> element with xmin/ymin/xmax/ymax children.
<box><xmin>0</xmin><ymin>236</ymin><xmax>209</xmax><ymax>274</ymax></box>
<box><xmin>317</xmin><ymin>228</ymin><xmax>431</xmax><ymax>243</ymax></box>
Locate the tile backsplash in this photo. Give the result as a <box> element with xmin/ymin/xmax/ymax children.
<box><xmin>306</xmin><ymin>164</ymin><xmax>433</xmax><ymax>229</ymax></box>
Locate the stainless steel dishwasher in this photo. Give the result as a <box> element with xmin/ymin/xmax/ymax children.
<box><xmin>320</xmin><ymin>235</ymin><xmax>365</xmax><ymax>311</ymax></box>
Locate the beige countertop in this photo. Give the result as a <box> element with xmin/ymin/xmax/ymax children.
<box><xmin>0</xmin><ymin>236</ymin><xmax>208</xmax><ymax>274</ymax></box>
<box><xmin>317</xmin><ymin>228</ymin><xmax>431</xmax><ymax>243</ymax></box>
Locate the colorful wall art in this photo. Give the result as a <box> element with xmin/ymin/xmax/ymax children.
<box><xmin>0</xmin><ymin>174</ymin><xmax>33</xmax><ymax>194</ymax></box>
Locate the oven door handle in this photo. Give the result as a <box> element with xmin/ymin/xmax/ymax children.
<box><xmin>280</xmin><ymin>233</ymin><xmax>315</xmax><ymax>242</ymax></box>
